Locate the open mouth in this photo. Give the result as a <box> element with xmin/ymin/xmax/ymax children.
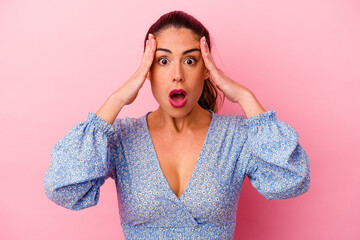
<box><xmin>169</xmin><ymin>89</ymin><xmax>187</xmax><ymax>108</ymax></box>
<box><xmin>170</xmin><ymin>92</ymin><xmax>186</xmax><ymax>101</ymax></box>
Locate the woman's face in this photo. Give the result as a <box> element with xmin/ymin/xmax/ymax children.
<box><xmin>149</xmin><ymin>27</ymin><xmax>209</xmax><ymax>117</ymax></box>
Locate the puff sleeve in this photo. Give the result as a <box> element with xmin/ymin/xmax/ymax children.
<box><xmin>241</xmin><ymin>110</ymin><xmax>310</xmax><ymax>200</ymax></box>
<box><xmin>43</xmin><ymin>112</ymin><xmax>120</xmax><ymax>210</ymax></box>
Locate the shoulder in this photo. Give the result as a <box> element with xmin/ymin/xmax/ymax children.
<box><xmin>210</xmin><ymin>112</ymin><xmax>248</xmax><ymax>135</ymax></box>
<box><xmin>109</xmin><ymin>114</ymin><xmax>149</xmax><ymax>145</ymax></box>
<box><xmin>215</xmin><ymin>110</ymin><xmax>278</xmax><ymax>127</ymax></box>
<box><xmin>213</xmin><ymin>112</ymin><xmax>247</xmax><ymax>125</ymax></box>
<box><xmin>206</xmin><ymin>112</ymin><xmax>249</xmax><ymax>141</ymax></box>
<box><xmin>112</xmin><ymin>114</ymin><xmax>146</xmax><ymax>133</ymax></box>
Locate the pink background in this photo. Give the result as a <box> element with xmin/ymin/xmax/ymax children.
<box><xmin>1</xmin><ymin>0</ymin><xmax>359</xmax><ymax>239</ymax></box>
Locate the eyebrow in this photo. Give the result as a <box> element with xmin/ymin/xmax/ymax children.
<box><xmin>155</xmin><ymin>48</ymin><xmax>201</xmax><ymax>55</ymax></box>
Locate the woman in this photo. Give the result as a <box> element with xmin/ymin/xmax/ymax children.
<box><xmin>44</xmin><ymin>10</ymin><xmax>310</xmax><ymax>239</ymax></box>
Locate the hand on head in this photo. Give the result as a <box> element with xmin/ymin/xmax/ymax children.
<box><xmin>114</xmin><ymin>33</ymin><xmax>157</xmax><ymax>106</ymax></box>
<box><xmin>199</xmin><ymin>36</ymin><xmax>251</xmax><ymax>104</ymax></box>
<box><xmin>114</xmin><ymin>31</ymin><xmax>250</xmax><ymax>108</ymax></box>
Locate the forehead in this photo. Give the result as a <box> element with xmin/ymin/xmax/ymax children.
<box><xmin>155</xmin><ymin>27</ymin><xmax>200</xmax><ymax>49</ymax></box>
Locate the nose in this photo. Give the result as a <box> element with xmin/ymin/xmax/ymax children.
<box><xmin>173</xmin><ymin>62</ymin><xmax>184</xmax><ymax>82</ymax></box>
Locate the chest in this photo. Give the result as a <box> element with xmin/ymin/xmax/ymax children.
<box><xmin>148</xmin><ymin>129</ymin><xmax>208</xmax><ymax>199</ymax></box>
<box><xmin>115</xmin><ymin>115</ymin><xmax>247</xmax><ymax>226</ymax></box>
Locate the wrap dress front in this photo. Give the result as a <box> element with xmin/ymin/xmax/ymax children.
<box><xmin>43</xmin><ymin>110</ymin><xmax>311</xmax><ymax>239</ymax></box>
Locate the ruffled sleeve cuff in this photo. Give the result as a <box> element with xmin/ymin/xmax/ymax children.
<box><xmin>239</xmin><ymin>110</ymin><xmax>277</xmax><ymax>133</ymax></box>
<box><xmin>86</xmin><ymin>112</ymin><xmax>116</xmax><ymax>136</ymax></box>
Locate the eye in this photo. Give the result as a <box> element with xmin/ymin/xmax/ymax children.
<box><xmin>185</xmin><ymin>57</ymin><xmax>198</xmax><ymax>65</ymax></box>
<box><xmin>157</xmin><ymin>57</ymin><xmax>169</xmax><ymax>66</ymax></box>
<box><xmin>156</xmin><ymin>57</ymin><xmax>198</xmax><ymax>66</ymax></box>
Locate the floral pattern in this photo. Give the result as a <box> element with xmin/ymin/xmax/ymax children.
<box><xmin>43</xmin><ymin>110</ymin><xmax>310</xmax><ymax>239</ymax></box>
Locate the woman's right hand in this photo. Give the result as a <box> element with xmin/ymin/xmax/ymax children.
<box><xmin>95</xmin><ymin>33</ymin><xmax>156</xmax><ymax>125</ymax></box>
<box><xmin>114</xmin><ymin>33</ymin><xmax>156</xmax><ymax>106</ymax></box>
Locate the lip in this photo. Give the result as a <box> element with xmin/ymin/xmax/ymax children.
<box><xmin>168</xmin><ymin>89</ymin><xmax>187</xmax><ymax>108</ymax></box>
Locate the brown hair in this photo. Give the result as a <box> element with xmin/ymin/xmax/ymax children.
<box><xmin>143</xmin><ymin>10</ymin><xmax>224</xmax><ymax>113</ymax></box>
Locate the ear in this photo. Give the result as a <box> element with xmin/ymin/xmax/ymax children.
<box><xmin>146</xmin><ymin>72</ymin><xmax>151</xmax><ymax>81</ymax></box>
<box><xmin>204</xmin><ymin>69</ymin><xmax>210</xmax><ymax>80</ymax></box>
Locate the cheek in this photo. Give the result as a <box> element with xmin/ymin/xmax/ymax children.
<box><xmin>198</xmin><ymin>81</ymin><xmax>205</xmax><ymax>94</ymax></box>
<box><xmin>191</xmin><ymin>79</ymin><xmax>205</xmax><ymax>101</ymax></box>
<box><xmin>150</xmin><ymin>78</ymin><xmax>167</xmax><ymax>103</ymax></box>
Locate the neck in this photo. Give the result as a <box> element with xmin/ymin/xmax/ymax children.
<box><xmin>151</xmin><ymin>104</ymin><xmax>212</xmax><ymax>133</ymax></box>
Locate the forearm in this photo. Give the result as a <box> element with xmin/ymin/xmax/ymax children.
<box><xmin>237</xmin><ymin>90</ymin><xmax>266</xmax><ymax>119</ymax></box>
<box><xmin>95</xmin><ymin>92</ymin><xmax>125</xmax><ymax>125</ymax></box>
<box><xmin>44</xmin><ymin>112</ymin><xmax>117</xmax><ymax>210</ymax></box>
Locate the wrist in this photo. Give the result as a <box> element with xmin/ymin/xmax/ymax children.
<box><xmin>236</xmin><ymin>88</ymin><xmax>252</xmax><ymax>105</ymax></box>
<box><xmin>112</xmin><ymin>90</ymin><xmax>126</xmax><ymax>108</ymax></box>
<box><xmin>237</xmin><ymin>90</ymin><xmax>266</xmax><ymax>119</ymax></box>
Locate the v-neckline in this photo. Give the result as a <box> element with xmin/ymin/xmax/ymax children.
<box><xmin>143</xmin><ymin>109</ymin><xmax>215</xmax><ymax>201</ymax></box>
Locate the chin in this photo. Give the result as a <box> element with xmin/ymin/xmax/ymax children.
<box><xmin>162</xmin><ymin>104</ymin><xmax>196</xmax><ymax>118</ymax></box>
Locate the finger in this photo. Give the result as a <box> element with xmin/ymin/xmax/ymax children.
<box><xmin>145</xmin><ymin>34</ymin><xmax>156</xmax><ymax>69</ymax></box>
<box><xmin>141</xmin><ymin>35</ymin><xmax>152</xmax><ymax>63</ymax></box>
<box><xmin>200</xmin><ymin>37</ymin><xmax>224</xmax><ymax>85</ymax></box>
<box><xmin>200</xmin><ymin>37</ymin><xmax>217</xmax><ymax>73</ymax></box>
<box><xmin>140</xmin><ymin>34</ymin><xmax>156</xmax><ymax>76</ymax></box>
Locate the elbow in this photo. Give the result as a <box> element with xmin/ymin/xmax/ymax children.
<box><xmin>296</xmin><ymin>169</ymin><xmax>311</xmax><ymax>197</ymax></box>
<box><xmin>44</xmin><ymin>186</ymin><xmax>97</xmax><ymax>211</ymax></box>
<box><xmin>265</xmin><ymin>170</ymin><xmax>311</xmax><ymax>200</ymax></box>
<box><xmin>43</xmin><ymin>181</ymin><xmax>75</xmax><ymax>210</ymax></box>
<box><xmin>285</xmin><ymin>171</ymin><xmax>311</xmax><ymax>199</ymax></box>
<box><xmin>43</xmin><ymin>177</ymin><xmax>100</xmax><ymax>211</ymax></box>
<box><xmin>43</xmin><ymin>184</ymin><xmax>74</xmax><ymax>210</ymax></box>
<box><xmin>290</xmin><ymin>148</ymin><xmax>311</xmax><ymax>198</ymax></box>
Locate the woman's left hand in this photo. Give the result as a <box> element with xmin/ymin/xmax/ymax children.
<box><xmin>199</xmin><ymin>36</ymin><xmax>251</xmax><ymax>104</ymax></box>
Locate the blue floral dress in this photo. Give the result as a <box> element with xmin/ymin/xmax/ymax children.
<box><xmin>43</xmin><ymin>110</ymin><xmax>310</xmax><ymax>239</ymax></box>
